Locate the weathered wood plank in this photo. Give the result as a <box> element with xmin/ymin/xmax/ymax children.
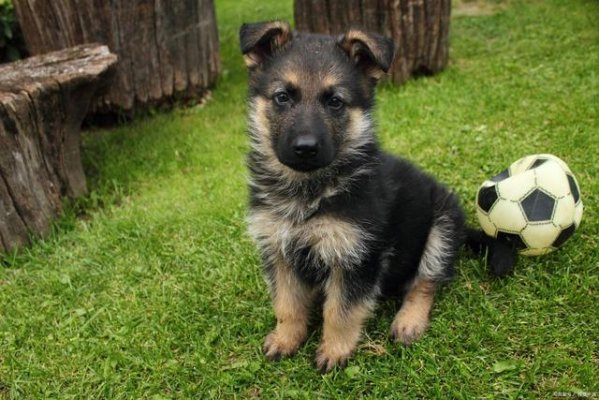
<box><xmin>0</xmin><ymin>44</ymin><xmax>117</xmax><ymax>252</ymax></box>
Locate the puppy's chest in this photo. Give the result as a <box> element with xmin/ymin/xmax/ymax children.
<box><xmin>248</xmin><ymin>208</ymin><xmax>369</xmax><ymax>269</ymax></box>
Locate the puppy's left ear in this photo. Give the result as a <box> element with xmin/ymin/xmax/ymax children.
<box><xmin>239</xmin><ymin>20</ymin><xmax>292</xmax><ymax>69</ymax></box>
<box><xmin>337</xmin><ymin>30</ymin><xmax>395</xmax><ymax>80</ymax></box>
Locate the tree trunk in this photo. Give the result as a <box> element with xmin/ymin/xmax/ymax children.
<box><xmin>0</xmin><ymin>44</ymin><xmax>117</xmax><ymax>252</ymax></box>
<box><xmin>294</xmin><ymin>0</ymin><xmax>451</xmax><ymax>85</ymax></box>
<box><xmin>13</xmin><ymin>0</ymin><xmax>220</xmax><ymax>115</ymax></box>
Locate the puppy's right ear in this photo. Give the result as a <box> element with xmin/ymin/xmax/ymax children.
<box><xmin>337</xmin><ymin>29</ymin><xmax>395</xmax><ymax>80</ymax></box>
<box><xmin>239</xmin><ymin>21</ymin><xmax>292</xmax><ymax>68</ymax></box>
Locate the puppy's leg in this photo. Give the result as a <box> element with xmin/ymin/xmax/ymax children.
<box><xmin>390</xmin><ymin>212</ymin><xmax>460</xmax><ymax>345</ymax></box>
<box><xmin>390</xmin><ymin>277</ymin><xmax>436</xmax><ymax>345</ymax></box>
<box><xmin>315</xmin><ymin>271</ymin><xmax>374</xmax><ymax>373</ymax></box>
<box><xmin>263</xmin><ymin>257</ymin><xmax>316</xmax><ymax>361</ymax></box>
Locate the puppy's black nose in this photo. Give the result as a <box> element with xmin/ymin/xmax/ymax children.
<box><xmin>293</xmin><ymin>135</ymin><xmax>319</xmax><ymax>159</ymax></box>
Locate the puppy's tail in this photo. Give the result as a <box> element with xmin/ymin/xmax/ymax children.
<box><xmin>464</xmin><ymin>227</ymin><xmax>518</xmax><ymax>277</ymax></box>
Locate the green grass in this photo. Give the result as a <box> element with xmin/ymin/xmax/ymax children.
<box><xmin>1</xmin><ymin>0</ymin><xmax>598</xmax><ymax>398</ymax></box>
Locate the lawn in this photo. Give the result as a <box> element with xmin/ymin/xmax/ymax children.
<box><xmin>1</xmin><ymin>0</ymin><xmax>598</xmax><ymax>398</ymax></box>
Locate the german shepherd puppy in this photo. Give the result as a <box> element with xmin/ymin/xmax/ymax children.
<box><xmin>240</xmin><ymin>21</ymin><xmax>467</xmax><ymax>373</ymax></box>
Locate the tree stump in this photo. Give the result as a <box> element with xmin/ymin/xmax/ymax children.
<box><xmin>0</xmin><ymin>44</ymin><xmax>117</xmax><ymax>252</ymax></box>
<box><xmin>13</xmin><ymin>0</ymin><xmax>220</xmax><ymax>115</ymax></box>
<box><xmin>294</xmin><ymin>0</ymin><xmax>451</xmax><ymax>85</ymax></box>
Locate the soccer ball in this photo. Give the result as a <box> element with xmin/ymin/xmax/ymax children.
<box><xmin>476</xmin><ymin>154</ymin><xmax>583</xmax><ymax>256</ymax></box>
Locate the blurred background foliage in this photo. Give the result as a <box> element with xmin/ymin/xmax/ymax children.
<box><xmin>0</xmin><ymin>0</ymin><xmax>27</xmax><ymax>63</ymax></box>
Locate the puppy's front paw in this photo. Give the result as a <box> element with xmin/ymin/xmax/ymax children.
<box><xmin>315</xmin><ymin>342</ymin><xmax>352</xmax><ymax>374</ymax></box>
<box><xmin>389</xmin><ymin>311</ymin><xmax>429</xmax><ymax>346</ymax></box>
<box><xmin>262</xmin><ymin>328</ymin><xmax>304</xmax><ymax>361</ymax></box>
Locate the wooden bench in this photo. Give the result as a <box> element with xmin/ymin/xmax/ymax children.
<box><xmin>0</xmin><ymin>44</ymin><xmax>117</xmax><ymax>252</ymax></box>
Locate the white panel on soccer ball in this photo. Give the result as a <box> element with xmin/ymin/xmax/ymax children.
<box><xmin>496</xmin><ymin>170</ymin><xmax>537</xmax><ymax>201</ymax></box>
<box><xmin>520</xmin><ymin>223</ymin><xmax>561</xmax><ymax>250</ymax></box>
<box><xmin>574</xmin><ymin>201</ymin><xmax>584</xmax><ymax>227</ymax></box>
<box><xmin>553</xmin><ymin>196</ymin><xmax>576</xmax><ymax>228</ymax></box>
<box><xmin>477</xmin><ymin>212</ymin><xmax>498</xmax><ymax>237</ymax></box>
<box><xmin>509</xmin><ymin>155</ymin><xmax>537</xmax><ymax>174</ymax></box>
<box><xmin>488</xmin><ymin>200</ymin><xmax>527</xmax><ymax>233</ymax></box>
<box><xmin>534</xmin><ymin>161</ymin><xmax>570</xmax><ymax>198</ymax></box>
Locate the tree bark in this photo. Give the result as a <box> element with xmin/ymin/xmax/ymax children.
<box><xmin>0</xmin><ymin>44</ymin><xmax>117</xmax><ymax>252</ymax></box>
<box><xmin>294</xmin><ymin>0</ymin><xmax>451</xmax><ymax>85</ymax></box>
<box><xmin>13</xmin><ymin>0</ymin><xmax>220</xmax><ymax>115</ymax></box>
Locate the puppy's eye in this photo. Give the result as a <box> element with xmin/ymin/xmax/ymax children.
<box><xmin>274</xmin><ymin>92</ymin><xmax>291</xmax><ymax>106</ymax></box>
<box><xmin>327</xmin><ymin>96</ymin><xmax>344</xmax><ymax>111</ymax></box>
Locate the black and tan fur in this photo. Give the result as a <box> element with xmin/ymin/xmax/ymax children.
<box><xmin>241</xmin><ymin>21</ymin><xmax>467</xmax><ymax>373</ymax></box>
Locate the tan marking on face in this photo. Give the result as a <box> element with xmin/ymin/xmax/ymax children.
<box><xmin>263</xmin><ymin>256</ymin><xmax>316</xmax><ymax>360</ymax></box>
<box><xmin>277</xmin><ymin>63</ymin><xmax>345</xmax><ymax>105</ymax></box>
<box><xmin>366</xmin><ymin>67</ymin><xmax>386</xmax><ymax>80</ymax></box>
<box><xmin>340</xmin><ymin>108</ymin><xmax>374</xmax><ymax>157</ymax></box>
<box><xmin>390</xmin><ymin>277</ymin><xmax>437</xmax><ymax>345</ymax></box>
<box><xmin>346</xmin><ymin>108</ymin><xmax>370</xmax><ymax>142</ymax></box>
<box><xmin>248</xmin><ymin>96</ymin><xmax>308</xmax><ymax>182</ymax></box>
<box><xmin>316</xmin><ymin>270</ymin><xmax>375</xmax><ymax>372</ymax></box>
<box><xmin>321</xmin><ymin>72</ymin><xmax>340</xmax><ymax>88</ymax></box>
<box><xmin>282</xmin><ymin>69</ymin><xmax>300</xmax><ymax>87</ymax></box>
<box><xmin>244</xmin><ymin>54</ymin><xmax>258</xmax><ymax>67</ymax></box>
<box><xmin>249</xmin><ymin>96</ymin><xmax>274</xmax><ymax>156</ymax></box>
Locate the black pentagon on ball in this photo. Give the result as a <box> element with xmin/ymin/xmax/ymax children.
<box><xmin>520</xmin><ymin>189</ymin><xmax>556</xmax><ymax>222</ymax></box>
<box><xmin>497</xmin><ymin>231</ymin><xmax>527</xmax><ymax>250</ymax></box>
<box><xmin>553</xmin><ymin>224</ymin><xmax>576</xmax><ymax>248</ymax></box>
<box><xmin>478</xmin><ymin>185</ymin><xmax>499</xmax><ymax>213</ymax></box>
<box><xmin>567</xmin><ymin>174</ymin><xmax>581</xmax><ymax>204</ymax></box>
<box><xmin>490</xmin><ymin>168</ymin><xmax>510</xmax><ymax>183</ymax></box>
<box><xmin>528</xmin><ymin>157</ymin><xmax>548</xmax><ymax>170</ymax></box>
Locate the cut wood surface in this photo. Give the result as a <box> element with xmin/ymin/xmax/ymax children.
<box><xmin>294</xmin><ymin>0</ymin><xmax>451</xmax><ymax>84</ymax></box>
<box><xmin>0</xmin><ymin>44</ymin><xmax>117</xmax><ymax>252</ymax></box>
<box><xmin>14</xmin><ymin>0</ymin><xmax>220</xmax><ymax>114</ymax></box>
